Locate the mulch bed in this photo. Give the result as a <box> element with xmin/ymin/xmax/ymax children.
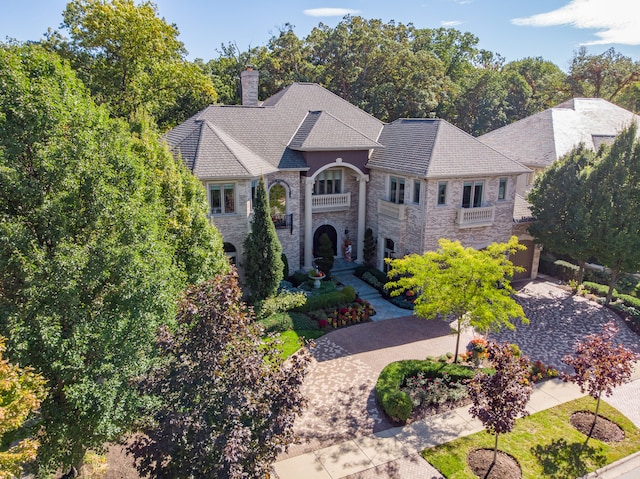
<box><xmin>467</xmin><ymin>448</ymin><xmax>522</xmax><ymax>479</ymax></box>
<box><xmin>570</xmin><ymin>411</ymin><xmax>625</xmax><ymax>442</ymax></box>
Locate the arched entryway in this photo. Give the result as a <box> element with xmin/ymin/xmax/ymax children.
<box><xmin>313</xmin><ymin>225</ymin><xmax>337</xmax><ymax>257</ymax></box>
<box><xmin>223</xmin><ymin>242</ymin><xmax>237</xmax><ymax>266</ymax></box>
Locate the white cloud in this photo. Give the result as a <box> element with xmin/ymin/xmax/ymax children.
<box><xmin>512</xmin><ymin>0</ymin><xmax>640</xmax><ymax>46</ymax></box>
<box><xmin>441</xmin><ymin>20</ymin><xmax>463</xmax><ymax>27</ymax></box>
<box><xmin>303</xmin><ymin>8</ymin><xmax>361</xmax><ymax>17</ymax></box>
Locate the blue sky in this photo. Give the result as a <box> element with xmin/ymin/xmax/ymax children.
<box><xmin>2</xmin><ymin>0</ymin><xmax>639</xmax><ymax>71</ymax></box>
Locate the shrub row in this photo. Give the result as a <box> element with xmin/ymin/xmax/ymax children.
<box><xmin>376</xmin><ymin>359</ymin><xmax>479</xmax><ymax>422</ymax></box>
<box><xmin>293</xmin><ymin>286</ymin><xmax>358</xmax><ymax>313</ymax></box>
<box><xmin>582</xmin><ymin>282</ymin><xmax>640</xmax><ymax>309</ymax></box>
<box><xmin>257</xmin><ymin>312</ymin><xmax>319</xmax><ymax>333</ymax></box>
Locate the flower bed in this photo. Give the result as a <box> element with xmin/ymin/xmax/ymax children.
<box><xmin>307</xmin><ymin>297</ymin><xmax>375</xmax><ymax>329</ymax></box>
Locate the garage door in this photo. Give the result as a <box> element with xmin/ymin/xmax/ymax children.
<box><xmin>510</xmin><ymin>240</ymin><xmax>534</xmax><ymax>281</ymax></box>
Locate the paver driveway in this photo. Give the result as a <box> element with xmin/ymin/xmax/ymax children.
<box><xmin>281</xmin><ymin>279</ymin><xmax>640</xmax><ymax>463</ymax></box>
<box><xmin>491</xmin><ymin>280</ymin><xmax>640</xmax><ymax>373</ymax></box>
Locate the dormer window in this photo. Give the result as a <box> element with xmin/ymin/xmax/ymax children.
<box><xmin>314</xmin><ymin>169</ymin><xmax>342</xmax><ymax>195</ymax></box>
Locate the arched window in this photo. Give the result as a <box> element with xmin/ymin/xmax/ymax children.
<box><xmin>269</xmin><ymin>183</ymin><xmax>287</xmax><ymax>215</ymax></box>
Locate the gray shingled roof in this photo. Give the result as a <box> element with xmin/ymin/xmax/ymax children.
<box><xmin>478</xmin><ymin>98</ymin><xmax>640</xmax><ymax>168</ymax></box>
<box><xmin>513</xmin><ymin>194</ymin><xmax>534</xmax><ymax>222</ymax></box>
<box><xmin>289</xmin><ymin>111</ymin><xmax>382</xmax><ymax>151</ymax></box>
<box><xmin>368</xmin><ymin>119</ymin><xmax>530</xmax><ymax>178</ymax></box>
<box><xmin>164</xmin><ymin>83</ymin><xmax>384</xmax><ymax>178</ymax></box>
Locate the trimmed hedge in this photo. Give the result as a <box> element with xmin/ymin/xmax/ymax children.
<box><xmin>257</xmin><ymin>312</ymin><xmax>319</xmax><ymax>333</ymax></box>
<box><xmin>376</xmin><ymin>359</ymin><xmax>480</xmax><ymax>422</ymax></box>
<box><xmin>293</xmin><ymin>288</ymin><xmax>357</xmax><ymax>313</ymax></box>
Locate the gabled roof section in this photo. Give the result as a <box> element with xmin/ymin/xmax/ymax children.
<box><xmin>289</xmin><ymin>111</ymin><xmax>383</xmax><ymax>151</ymax></box>
<box><xmin>368</xmin><ymin>119</ymin><xmax>530</xmax><ymax>178</ymax></box>
<box><xmin>194</xmin><ymin>121</ymin><xmax>278</xmax><ymax>178</ymax></box>
<box><xmin>479</xmin><ymin>98</ymin><xmax>640</xmax><ymax>168</ymax></box>
<box><xmin>164</xmin><ymin>82</ymin><xmax>384</xmax><ymax>173</ymax></box>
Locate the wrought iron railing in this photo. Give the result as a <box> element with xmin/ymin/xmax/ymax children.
<box><xmin>271</xmin><ymin>213</ymin><xmax>293</xmax><ymax>234</ymax></box>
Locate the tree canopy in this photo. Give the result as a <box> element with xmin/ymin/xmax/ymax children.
<box><xmin>0</xmin><ymin>42</ymin><xmax>226</xmax><ymax>474</ymax></box>
<box><xmin>47</xmin><ymin>0</ymin><xmax>217</xmax><ymax>128</ymax></box>
<box><xmin>562</xmin><ymin>321</ymin><xmax>639</xmax><ymax>443</ymax></box>
<box><xmin>529</xmin><ymin>124</ymin><xmax>640</xmax><ymax>301</ymax></box>
<box><xmin>528</xmin><ymin>144</ymin><xmax>598</xmax><ymax>283</ymax></box>
<box><xmin>386</xmin><ymin>237</ymin><xmax>527</xmax><ymax>362</ymax></box>
<box><xmin>0</xmin><ymin>336</ymin><xmax>47</xmax><ymax>478</ymax></box>
<box><xmin>129</xmin><ymin>271</ymin><xmax>311</xmax><ymax>479</ymax></box>
<box><xmin>468</xmin><ymin>341</ymin><xmax>532</xmax><ymax>465</ymax></box>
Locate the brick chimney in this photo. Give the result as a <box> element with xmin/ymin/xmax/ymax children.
<box><xmin>240</xmin><ymin>67</ymin><xmax>259</xmax><ymax>106</ymax></box>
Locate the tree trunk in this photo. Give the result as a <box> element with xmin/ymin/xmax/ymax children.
<box><xmin>454</xmin><ymin>317</ymin><xmax>461</xmax><ymax>363</ymax></box>
<box><xmin>577</xmin><ymin>260</ymin><xmax>586</xmax><ymax>285</ymax></box>
<box><xmin>605</xmin><ymin>269</ymin><xmax>619</xmax><ymax>305</ymax></box>
<box><xmin>493</xmin><ymin>433</ymin><xmax>499</xmax><ymax>464</ymax></box>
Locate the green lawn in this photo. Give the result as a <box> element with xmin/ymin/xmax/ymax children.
<box><xmin>422</xmin><ymin>396</ymin><xmax>640</xmax><ymax>479</ymax></box>
<box><xmin>275</xmin><ymin>329</ymin><xmax>325</xmax><ymax>358</ymax></box>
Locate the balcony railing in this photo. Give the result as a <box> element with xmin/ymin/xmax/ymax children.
<box><xmin>271</xmin><ymin>213</ymin><xmax>293</xmax><ymax>234</ymax></box>
<box><xmin>378</xmin><ymin>198</ymin><xmax>407</xmax><ymax>221</ymax></box>
<box><xmin>456</xmin><ymin>205</ymin><xmax>495</xmax><ymax>227</ymax></box>
<box><xmin>312</xmin><ymin>193</ymin><xmax>350</xmax><ymax>212</ymax></box>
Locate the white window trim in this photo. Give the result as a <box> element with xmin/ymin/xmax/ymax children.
<box><xmin>208</xmin><ymin>182</ymin><xmax>236</xmax><ymax>215</ymax></box>
<box><xmin>462</xmin><ymin>180</ymin><xmax>484</xmax><ymax>208</ymax></box>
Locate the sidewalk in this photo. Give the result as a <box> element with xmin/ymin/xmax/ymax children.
<box><xmin>273</xmin><ymin>378</ymin><xmax>587</xmax><ymax>479</ymax></box>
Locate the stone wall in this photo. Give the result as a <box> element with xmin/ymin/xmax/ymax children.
<box><xmin>267</xmin><ymin>171</ymin><xmax>302</xmax><ymax>275</ymax></box>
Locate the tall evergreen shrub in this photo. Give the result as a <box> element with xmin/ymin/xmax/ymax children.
<box><xmin>243</xmin><ymin>177</ymin><xmax>284</xmax><ymax>301</ymax></box>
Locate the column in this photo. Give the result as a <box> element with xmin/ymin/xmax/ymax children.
<box><xmin>304</xmin><ymin>177</ymin><xmax>314</xmax><ymax>270</ymax></box>
<box><xmin>355</xmin><ymin>174</ymin><xmax>369</xmax><ymax>264</ymax></box>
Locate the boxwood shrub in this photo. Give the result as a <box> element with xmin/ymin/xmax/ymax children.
<box><xmin>293</xmin><ymin>288</ymin><xmax>360</xmax><ymax>313</ymax></box>
<box><xmin>376</xmin><ymin>359</ymin><xmax>480</xmax><ymax>422</ymax></box>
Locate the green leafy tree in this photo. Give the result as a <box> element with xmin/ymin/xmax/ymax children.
<box><xmin>48</xmin><ymin>0</ymin><xmax>217</xmax><ymax>128</ymax></box>
<box><xmin>0</xmin><ymin>43</ymin><xmax>196</xmax><ymax>474</ymax></box>
<box><xmin>0</xmin><ymin>336</ymin><xmax>47</xmax><ymax>478</ymax></box>
<box><xmin>468</xmin><ymin>341</ymin><xmax>532</xmax><ymax>467</ymax></box>
<box><xmin>587</xmin><ymin>123</ymin><xmax>640</xmax><ymax>303</ymax></box>
<box><xmin>528</xmin><ymin>144</ymin><xmax>598</xmax><ymax>284</ymax></box>
<box><xmin>386</xmin><ymin>237</ymin><xmax>527</xmax><ymax>362</ymax></box>
<box><xmin>129</xmin><ymin>271</ymin><xmax>311</xmax><ymax>479</ymax></box>
<box><xmin>567</xmin><ymin>47</ymin><xmax>640</xmax><ymax>103</ymax></box>
<box><xmin>315</xmin><ymin>233</ymin><xmax>335</xmax><ymax>278</ymax></box>
<box><xmin>562</xmin><ymin>321</ymin><xmax>639</xmax><ymax>444</ymax></box>
<box><xmin>243</xmin><ymin>177</ymin><xmax>284</xmax><ymax>301</ymax></box>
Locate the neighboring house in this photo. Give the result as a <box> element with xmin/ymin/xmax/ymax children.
<box><xmin>479</xmin><ymin>98</ymin><xmax>640</xmax><ymax>197</ymax></box>
<box><xmin>478</xmin><ymin>98</ymin><xmax>640</xmax><ymax>278</ymax></box>
<box><xmin>165</xmin><ymin>69</ymin><xmax>539</xmax><ymax>280</ymax></box>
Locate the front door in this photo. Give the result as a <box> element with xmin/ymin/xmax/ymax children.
<box><xmin>313</xmin><ymin>225</ymin><xmax>337</xmax><ymax>258</ymax></box>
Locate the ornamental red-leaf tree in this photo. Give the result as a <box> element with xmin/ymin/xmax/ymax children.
<box><xmin>468</xmin><ymin>341</ymin><xmax>532</xmax><ymax>466</ymax></box>
<box><xmin>562</xmin><ymin>320</ymin><xmax>639</xmax><ymax>443</ymax></box>
<box><xmin>128</xmin><ymin>269</ymin><xmax>311</xmax><ymax>479</ymax></box>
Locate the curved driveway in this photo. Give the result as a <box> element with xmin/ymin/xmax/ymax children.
<box><xmin>281</xmin><ymin>279</ymin><xmax>640</xmax><ymax>462</ymax></box>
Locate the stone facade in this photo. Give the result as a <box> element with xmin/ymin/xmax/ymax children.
<box><xmin>367</xmin><ymin>169</ymin><xmax>524</xmax><ymax>272</ymax></box>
